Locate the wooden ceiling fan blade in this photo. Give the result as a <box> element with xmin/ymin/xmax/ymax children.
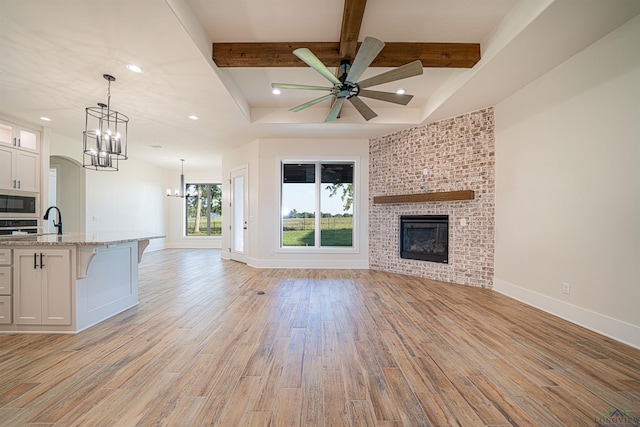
<box><xmin>357</xmin><ymin>60</ymin><xmax>423</xmax><ymax>89</ymax></box>
<box><xmin>290</xmin><ymin>94</ymin><xmax>335</xmax><ymax>112</ymax></box>
<box><xmin>346</xmin><ymin>36</ymin><xmax>385</xmax><ymax>83</ymax></box>
<box><xmin>348</xmin><ymin>96</ymin><xmax>378</xmax><ymax>121</ymax></box>
<box><xmin>272</xmin><ymin>83</ymin><xmax>333</xmax><ymax>91</ymax></box>
<box><xmin>359</xmin><ymin>89</ymin><xmax>414</xmax><ymax>105</ymax></box>
<box><xmin>325</xmin><ymin>97</ymin><xmax>346</xmax><ymax>122</ymax></box>
<box><xmin>293</xmin><ymin>48</ymin><xmax>342</xmax><ymax>85</ymax></box>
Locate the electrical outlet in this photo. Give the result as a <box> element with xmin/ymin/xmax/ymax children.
<box><xmin>562</xmin><ymin>282</ymin><xmax>570</xmax><ymax>295</ymax></box>
<box><xmin>422</xmin><ymin>168</ymin><xmax>429</xmax><ymax>176</ymax></box>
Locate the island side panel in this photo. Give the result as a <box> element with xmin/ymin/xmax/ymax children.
<box><xmin>75</xmin><ymin>241</ymin><xmax>139</xmax><ymax>332</ymax></box>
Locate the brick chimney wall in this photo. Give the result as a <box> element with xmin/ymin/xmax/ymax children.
<box><xmin>369</xmin><ymin>107</ymin><xmax>495</xmax><ymax>287</ymax></box>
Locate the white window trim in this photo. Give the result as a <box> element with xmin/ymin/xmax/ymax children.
<box><xmin>277</xmin><ymin>157</ymin><xmax>360</xmax><ymax>254</ymax></box>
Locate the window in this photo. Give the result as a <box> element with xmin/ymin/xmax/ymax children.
<box><xmin>185</xmin><ymin>183</ymin><xmax>222</xmax><ymax>236</ymax></box>
<box><xmin>281</xmin><ymin>162</ymin><xmax>354</xmax><ymax>248</ymax></box>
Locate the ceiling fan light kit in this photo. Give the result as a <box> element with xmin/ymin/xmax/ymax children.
<box><xmin>272</xmin><ymin>36</ymin><xmax>423</xmax><ymax>122</ymax></box>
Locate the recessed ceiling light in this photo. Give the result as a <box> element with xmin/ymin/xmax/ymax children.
<box><xmin>150</xmin><ymin>144</ymin><xmax>162</xmax><ymax>149</ymax></box>
<box><xmin>126</xmin><ymin>64</ymin><xmax>143</xmax><ymax>73</ymax></box>
<box><xmin>40</xmin><ymin>117</ymin><xmax>51</xmax><ymax>121</ymax></box>
<box><xmin>272</xmin><ymin>88</ymin><xmax>281</xmax><ymax>95</ymax></box>
<box><xmin>188</xmin><ymin>115</ymin><xmax>198</xmax><ymax>120</ymax></box>
<box><xmin>396</xmin><ymin>88</ymin><xmax>406</xmax><ymax>95</ymax></box>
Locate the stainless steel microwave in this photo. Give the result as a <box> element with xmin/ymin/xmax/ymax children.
<box><xmin>0</xmin><ymin>190</ymin><xmax>39</xmax><ymax>218</ymax></box>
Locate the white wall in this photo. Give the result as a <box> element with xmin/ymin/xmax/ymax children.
<box><xmin>48</xmin><ymin>131</ymin><xmax>168</xmax><ymax>251</ymax></box>
<box><xmin>49</xmin><ymin>155</ymin><xmax>86</xmax><ymax>234</ymax></box>
<box><xmin>222</xmin><ymin>138</ymin><xmax>369</xmax><ymax>268</ymax></box>
<box><xmin>494</xmin><ymin>16</ymin><xmax>640</xmax><ymax>348</ymax></box>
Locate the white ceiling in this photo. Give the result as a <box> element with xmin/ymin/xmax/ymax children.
<box><xmin>1</xmin><ymin>0</ymin><xmax>639</xmax><ymax>171</ymax></box>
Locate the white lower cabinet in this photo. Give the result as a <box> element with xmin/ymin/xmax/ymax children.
<box><xmin>14</xmin><ymin>249</ymin><xmax>71</xmax><ymax>325</ymax></box>
<box><xmin>0</xmin><ymin>296</ymin><xmax>11</xmax><ymax>324</ymax></box>
<box><xmin>0</xmin><ymin>251</ymin><xmax>11</xmax><ymax>324</ymax></box>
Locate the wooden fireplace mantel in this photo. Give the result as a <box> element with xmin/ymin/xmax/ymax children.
<box><xmin>373</xmin><ymin>190</ymin><xmax>475</xmax><ymax>204</ymax></box>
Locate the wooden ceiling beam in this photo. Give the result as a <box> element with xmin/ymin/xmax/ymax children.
<box><xmin>213</xmin><ymin>42</ymin><xmax>341</xmax><ymax>68</ymax></box>
<box><xmin>212</xmin><ymin>42</ymin><xmax>480</xmax><ymax>68</ymax></box>
<box><xmin>339</xmin><ymin>0</ymin><xmax>368</xmax><ymax>62</ymax></box>
<box><xmin>371</xmin><ymin>42</ymin><xmax>480</xmax><ymax>68</ymax></box>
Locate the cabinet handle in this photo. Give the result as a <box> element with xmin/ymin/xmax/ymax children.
<box><xmin>17</xmin><ymin>180</ymin><xmax>21</xmax><ymax>189</ymax></box>
<box><xmin>40</xmin><ymin>253</ymin><xmax>44</xmax><ymax>269</ymax></box>
<box><xmin>13</xmin><ymin>137</ymin><xmax>17</xmax><ymax>146</ymax></box>
<box><xmin>34</xmin><ymin>253</ymin><xmax>37</xmax><ymax>269</ymax></box>
<box><xmin>17</xmin><ymin>138</ymin><xmax>21</xmax><ymax>147</ymax></box>
<box><xmin>13</xmin><ymin>180</ymin><xmax>17</xmax><ymax>189</ymax></box>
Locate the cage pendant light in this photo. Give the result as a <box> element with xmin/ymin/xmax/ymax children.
<box><xmin>83</xmin><ymin>74</ymin><xmax>129</xmax><ymax>171</ymax></box>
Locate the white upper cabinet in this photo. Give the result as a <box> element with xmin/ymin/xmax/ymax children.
<box><xmin>0</xmin><ymin>119</ymin><xmax>40</xmax><ymax>153</ymax></box>
<box><xmin>0</xmin><ymin>122</ymin><xmax>12</xmax><ymax>147</ymax></box>
<box><xmin>18</xmin><ymin>128</ymin><xmax>39</xmax><ymax>151</ymax></box>
<box><xmin>0</xmin><ymin>118</ymin><xmax>41</xmax><ymax>192</ymax></box>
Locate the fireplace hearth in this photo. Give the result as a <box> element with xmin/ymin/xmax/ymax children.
<box><xmin>400</xmin><ymin>215</ymin><xmax>449</xmax><ymax>263</ymax></box>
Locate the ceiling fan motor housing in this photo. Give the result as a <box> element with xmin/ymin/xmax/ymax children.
<box><xmin>334</xmin><ymin>80</ymin><xmax>360</xmax><ymax>99</ymax></box>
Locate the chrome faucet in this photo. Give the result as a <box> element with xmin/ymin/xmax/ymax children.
<box><xmin>43</xmin><ymin>206</ymin><xmax>63</xmax><ymax>235</ymax></box>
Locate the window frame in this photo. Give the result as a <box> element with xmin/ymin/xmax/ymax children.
<box><xmin>184</xmin><ymin>182</ymin><xmax>222</xmax><ymax>237</ymax></box>
<box><xmin>278</xmin><ymin>158</ymin><xmax>359</xmax><ymax>253</ymax></box>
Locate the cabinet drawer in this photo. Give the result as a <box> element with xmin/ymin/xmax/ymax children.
<box><xmin>0</xmin><ymin>266</ymin><xmax>11</xmax><ymax>295</ymax></box>
<box><xmin>0</xmin><ymin>295</ymin><xmax>11</xmax><ymax>324</ymax></box>
<box><xmin>0</xmin><ymin>249</ymin><xmax>11</xmax><ymax>265</ymax></box>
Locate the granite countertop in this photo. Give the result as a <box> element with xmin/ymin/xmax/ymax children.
<box><xmin>0</xmin><ymin>231</ymin><xmax>165</xmax><ymax>246</ymax></box>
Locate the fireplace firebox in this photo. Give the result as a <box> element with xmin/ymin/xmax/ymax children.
<box><xmin>400</xmin><ymin>215</ymin><xmax>449</xmax><ymax>263</ymax></box>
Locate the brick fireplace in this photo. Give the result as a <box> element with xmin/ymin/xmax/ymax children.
<box><xmin>369</xmin><ymin>108</ymin><xmax>495</xmax><ymax>288</ymax></box>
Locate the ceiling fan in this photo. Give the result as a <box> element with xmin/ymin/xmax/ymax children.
<box><xmin>272</xmin><ymin>36</ymin><xmax>423</xmax><ymax>122</ymax></box>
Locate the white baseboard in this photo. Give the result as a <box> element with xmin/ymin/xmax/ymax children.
<box><xmin>248</xmin><ymin>257</ymin><xmax>369</xmax><ymax>269</ymax></box>
<box><xmin>493</xmin><ymin>278</ymin><xmax>640</xmax><ymax>349</ymax></box>
<box><xmin>164</xmin><ymin>241</ymin><xmax>222</xmax><ymax>249</ymax></box>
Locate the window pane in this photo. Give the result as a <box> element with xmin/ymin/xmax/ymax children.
<box><xmin>320</xmin><ymin>163</ymin><xmax>353</xmax><ymax>246</ymax></box>
<box><xmin>210</xmin><ymin>184</ymin><xmax>222</xmax><ymax>236</ymax></box>
<box><xmin>282</xmin><ymin>163</ymin><xmax>315</xmax><ymax>246</ymax></box>
<box><xmin>185</xmin><ymin>183</ymin><xmax>222</xmax><ymax>236</ymax></box>
<box><xmin>283</xmin><ymin>163</ymin><xmax>315</xmax><ymax>183</ymax></box>
<box><xmin>186</xmin><ymin>184</ymin><xmax>205</xmax><ymax>236</ymax></box>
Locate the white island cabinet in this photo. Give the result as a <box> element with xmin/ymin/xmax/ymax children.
<box><xmin>0</xmin><ymin>232</ymin><xmax>164</xmax><ymax>333</ymax></box>
<box><xmin>14</xmin><ymin>248</ymin><xmax>71</xmax><ymax>325</ymax></box>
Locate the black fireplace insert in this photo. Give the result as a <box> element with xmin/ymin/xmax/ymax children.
<box><xmin>400</xmin><ymin>215</ymin><xmax>449</xmax><ymax>263</ymax></box>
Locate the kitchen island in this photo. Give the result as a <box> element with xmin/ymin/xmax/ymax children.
<box><xmin>0</xmin><ymin>232</ymin><xmax>164</xmax><ymax>333</ymax></box>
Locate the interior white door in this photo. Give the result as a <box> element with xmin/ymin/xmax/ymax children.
<box><xmin>230</xmin><ymin>167</ymin><xmax>248</xmax><ymax>263</ymax></box>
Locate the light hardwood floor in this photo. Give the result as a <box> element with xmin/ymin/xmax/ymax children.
<box><xmin>0</xmin><ymin>249</ymin><xmax>638</xmax><ymax>426</ymax></box>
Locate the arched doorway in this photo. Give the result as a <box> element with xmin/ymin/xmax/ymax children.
<box><xmin>48</xmin><ymin>156</ymin><xmax>86</xmax><ymax>233</ymax></box>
